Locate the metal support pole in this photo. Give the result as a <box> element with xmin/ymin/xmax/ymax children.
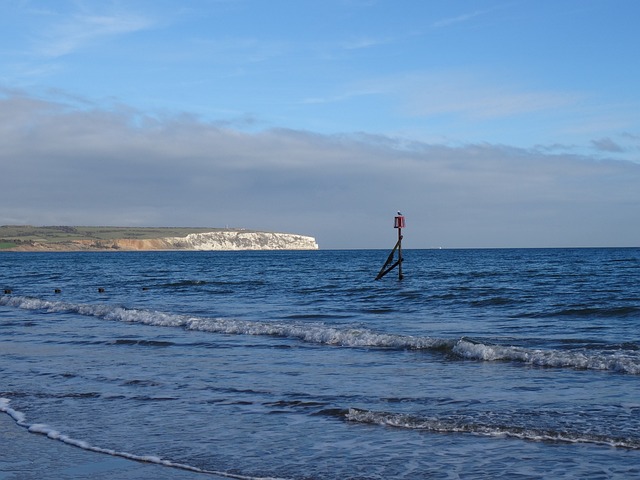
<box><xmin>375</xmin><ymin>213</ymin><xmax>405</xmax><ymax>281</ymax></box>
<box><xmin>398</xmin><ymin>227</ymin><xmax>403</xmax><ymax>280</ymax></box>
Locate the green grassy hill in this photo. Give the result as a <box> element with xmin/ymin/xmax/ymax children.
<box><xmin>0</xmin><ymin>226</ymin><xmax>251</xmax><ymax>249</ymax></box>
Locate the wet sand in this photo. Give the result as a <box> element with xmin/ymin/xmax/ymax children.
<box><xmin>0</xmin><ymin>414</ymin><xmax>226</xmax><ymax>480</ymax></box>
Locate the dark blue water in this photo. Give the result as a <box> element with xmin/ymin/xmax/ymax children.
<box><xmin>1</xmin><ymin>249</ymin><xmax>640</xmax><ymax>479</ymax></box>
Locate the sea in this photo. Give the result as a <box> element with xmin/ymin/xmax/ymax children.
<box><xmin>1</xmin><ymin>248</ymin><xmax>639</xmax><ymax>479</ymax></box>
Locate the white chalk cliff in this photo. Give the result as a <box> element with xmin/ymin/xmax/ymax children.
<box><xmin>4</xmin><ymin>230</ymin><xmax>318</xmax><ymax>251</ymax></box>
<box><xmin>164</xmin><ymin>231</ymin><xmax>319</xmax><ymax>251</ymax></box>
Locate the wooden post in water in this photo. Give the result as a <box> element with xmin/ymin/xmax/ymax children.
<box><xmin>375</xmin><ymin>212</ymin><xmax>405</xmax><ymax>281</ymax></box>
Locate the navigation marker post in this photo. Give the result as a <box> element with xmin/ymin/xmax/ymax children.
<box><xmin>375</xmin><ymin>212</ymin><xmax>405</xmax><ymax>281</ymax></box>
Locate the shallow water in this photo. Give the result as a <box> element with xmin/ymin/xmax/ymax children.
<box><xmin>1</xmin><ymin>249</ymin><xmax>640</xmax><ymax>479</ymax></box>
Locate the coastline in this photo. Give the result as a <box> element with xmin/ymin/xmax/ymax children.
<box><xmin>0</xmin><ymin>414</ymin><xmax>226</xmax><ymax>480</ymax></box>
<box><xmin>0</xmin><ymin>226</ymin><xmax>318</xmax><ymax>252</ymax></box>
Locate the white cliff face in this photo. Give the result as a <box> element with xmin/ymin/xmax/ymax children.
<box><xmin>164</xmin><ymin>231</ymin><xmax>318</xmax><ymax>251</ymax></box>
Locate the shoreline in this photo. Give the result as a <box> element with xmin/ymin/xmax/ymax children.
<box><xmin>0</xmin><ymin>413</ymin><xmax>227</xmax><ymax>479</ymax></box>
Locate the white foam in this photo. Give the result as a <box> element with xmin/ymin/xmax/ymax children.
<box><xmin>345</xmin><ymin>407</ymin><xmax>640</xmax><ymax>449</ymax></box>
<box><xmin>452</xmin><ymin>339</ymin><xmax>640</xmax><ymax>374</ymax></box>
<box><xmin>0</xmin><ymin>295</ymin><xmax>449</xmax><ymax>350</ymax></box>
<box><xmin>0</xmin><ymin>397</ymin><xmax>289</xmax><ymax>480</ymax></box>
<box><xmin>2</xmin><ymin>295</ymin><xmax>640</xmax><ymax>374</ymax></box>
<box><xmin>0</xmin><ymin>397</ymin><xmax>27</xmax><ymax>424</ymax></box>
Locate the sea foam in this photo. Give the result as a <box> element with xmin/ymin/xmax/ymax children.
<box><xmin>0</xmin><ymin>397</ymin><xmax>290</xmax><ymax>480</ymax></box>
<box><xmin>345</xmin><ymin>407</ymin><xmax>640</xmax><ymax>450</ymax></box>
<box><xmin>2</xmin><ymin>295</ymin><xmax>640</xmax><ymax>374</ymax></box>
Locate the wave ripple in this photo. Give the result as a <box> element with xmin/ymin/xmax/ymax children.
<box><xmin>2</xmin><ymin>295</ymin><xmax>640</xmax><ymax>375</ymax></box>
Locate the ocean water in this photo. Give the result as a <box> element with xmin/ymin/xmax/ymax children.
<box><xmin>1</xmin><ymin>248</ymin><xmax>639</xmax><ymax>479</ymax></box>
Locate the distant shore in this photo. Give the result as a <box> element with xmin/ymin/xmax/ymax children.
<box><xmin>0</xmin><ymin>226</ymin><xmax>318</xmax><ymax>251</ymax></box>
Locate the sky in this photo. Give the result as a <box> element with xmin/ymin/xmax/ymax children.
<box><xmin>1</xmin><ymin>0</ymin><xmax>639</xmax><ymax>249</ymax></box>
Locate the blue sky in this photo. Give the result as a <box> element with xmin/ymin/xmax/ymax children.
<box><xmin>1</xmin><ymin>0</ymin><xmax>639</xmax><ymax>248</ymax></box>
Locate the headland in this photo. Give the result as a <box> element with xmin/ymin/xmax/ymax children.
<box><xmin>0</xmin><ymin>226</ymin><xmax>319</xmax><ymax>251</ymax></box>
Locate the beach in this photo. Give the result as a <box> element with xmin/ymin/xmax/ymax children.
<box><xmin>0</xmin><ymin>414</ymin><xmax>224</xmax><ymax>480</ymax></box>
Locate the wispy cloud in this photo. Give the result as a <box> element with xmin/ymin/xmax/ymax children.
<box><xmin>300</xmin><ymin>87</ymin><xmax>383</xmax><ymax>105</ymax></box>
<box><xmin>622</xmin><ymin>132</ymin><xmax>640</xmax><ymax>141</ymax></box>
<box><xmin>592</xmin><ymin>137</ymin><xmax>625</xmax><ymax>153</ymax></box>
<box><xmin>407</xmin><ymin>86</ymin><xmax>578</xmax><ymax>120</ymax></box>
<box><xmin>341</xmin><ymin>36</ymin><xmax>391</xmax><ymax>50</ymax></box>
<box><xmin>37</xmin><ymin>10</ymin><xmax>154</xmax><ymax>58</ymax></box>
<box><xmin>431</xmin><ymin>2</ymin><xmax>515</xmax><ymax>29</ymax></box>
<box><xmin>353</xmin><ymin>71</ymin><xmax>582</xmax><ymax>120</ymax></box>
<box><xmin>190</xmin><ymin>37</ymin><xmax>287</xmax><ymax>65</ymax></box>
<box><xmin>432</xmin><ymin>10</ymin><xmax>487</xmax><ymax>28</ymax></box>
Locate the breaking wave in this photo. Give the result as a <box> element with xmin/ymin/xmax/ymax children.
<box><xmin>2</xmin><ymin>295</ymin><xmax>640</xmax><ymax>375</ymax></box>
<box><xmin>0</xmin><ymin>397</ymin><xmax>288</xmax><ymax>480</ymax></box>
<box><xmin>344</xmin><ymin>408</ymin><xmax>640</xmax><ymax>450</ymax></box>
<box><xmin>451</xmin><ymin>339</ymin><xmax>640</xmax><ymax>374</ymax></box>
